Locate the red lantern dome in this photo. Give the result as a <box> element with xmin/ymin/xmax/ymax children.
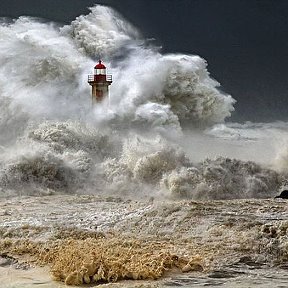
<box><xmin>94</xmin><ymin>60</ymin><xmax>106</xmax><ymax>69</ymax></box>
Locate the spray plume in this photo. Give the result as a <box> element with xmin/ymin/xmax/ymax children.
<box><xmin>0</xmin><ymin>5</ymin><xmax>285</xmax><ymax>199</ymax></box>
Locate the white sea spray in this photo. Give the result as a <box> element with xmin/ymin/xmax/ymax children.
<box><xmin>0</xmin><ymin>5</ymin><xmax>286</xmax><ymax>199</ymax></box>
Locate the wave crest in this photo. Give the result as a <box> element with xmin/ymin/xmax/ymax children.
<box><xmin>63</xmin><ymin>5</ymin><xmax>140</xmax><ymax>58</ymax></box>
<box><xmin>161</xmin><ymin>157</ymin><xmax>281</xmax><ymax>199</ymax></box>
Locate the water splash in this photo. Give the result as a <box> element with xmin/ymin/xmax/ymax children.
<box><xmin>0</xmin><ymin>5</ymin><xmax>285</xmax><ymax>199</ymax></box>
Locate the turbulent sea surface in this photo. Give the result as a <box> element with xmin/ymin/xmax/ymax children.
<box><xmin>1</xmin><ymin>5</ymin><xmax>288</xmax><ymax>287</ymax></box>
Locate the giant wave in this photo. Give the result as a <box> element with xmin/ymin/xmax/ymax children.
<box><xmin>0</xmin><ymin>5</ymin><xmax>287</xmax><ymax>199</ymax></box>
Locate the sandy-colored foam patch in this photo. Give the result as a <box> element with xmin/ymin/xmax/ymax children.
<box><xmin>0</xmin><ymin>235</ymin><xmax>205</xmax><ymax>286</ymax></box>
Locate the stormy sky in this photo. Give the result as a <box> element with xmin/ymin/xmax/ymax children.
<box><xmin>1</xmin><ymin>0</ymin><xmax>288</xmax><ymax>122</ymax></box>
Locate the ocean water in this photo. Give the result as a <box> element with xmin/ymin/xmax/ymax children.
<box><xmin>1</xmin><ymin>5</ymin><xmax>288</xmax><ymax>287</ymax></box>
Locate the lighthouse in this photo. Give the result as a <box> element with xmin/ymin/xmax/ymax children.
<box><xmin>88</xmin><ymin>60</ymin><xmax>112</xmax><ymax>104</ymax></box>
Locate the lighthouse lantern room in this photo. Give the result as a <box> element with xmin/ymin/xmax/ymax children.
<box><xmin>88</xmin><ymin>60</ymin><xmax>112</xmax><ymax>104</ymax></box>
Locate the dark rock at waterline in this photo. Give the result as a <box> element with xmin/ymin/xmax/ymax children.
<box><xmin>275</xmin><ymin>190</ymin><xmax>288</xmax><ymax>199</ymax></box>
<box><xmin>0</xmin><ymin>255</ymin><xmax>15</xmax><ymax>267</ymax></box>
<box><xmin>0</xmin><ymin>254</ymin><xmax>30</xmax><ymax>270</ymax></box>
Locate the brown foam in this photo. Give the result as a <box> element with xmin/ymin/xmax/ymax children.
<box><xmin>0</xmin><ymin>236</ymin><xmax>204</xmax><ymax>286</ymax></box>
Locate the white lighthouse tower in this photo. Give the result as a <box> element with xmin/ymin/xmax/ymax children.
<box><xmin>88</xmin><ymin>60</ymin><xmax>112</xmax><ymax>105</ymax></box>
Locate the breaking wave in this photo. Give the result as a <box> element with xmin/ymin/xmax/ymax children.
<box><xmin>0</xmin><ymin>5</ymin><xmax>286</xmax><ymax>199</ymax></box>
<box><xmin>0</xmin><ymin>120</ymin><xmax>284</xmax><ymax>199</ymax></box>
<box><xmin>0</xmin><ymin>5</ymin><xmax>235</xmax><ymax>140</ymax></box>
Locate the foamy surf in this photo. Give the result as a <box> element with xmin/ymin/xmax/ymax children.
<box><xmin>1</xmin><ymin>5</ymin><xmax>283</xmax><ymax>200</ymax></box>
<box><xmin>1</xmin><ymin>196</ymin><xmax>288</xmax><ymax>287</ymax></box>
<box><xmin>1</xmin><ymin>3</ymin><xmax>288</xmax><ymax>288</ymax></box>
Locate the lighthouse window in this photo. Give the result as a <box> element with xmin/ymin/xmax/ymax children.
<box><xmin>95</xmin><ymin>68</ymin><xmax>106</xmax><ymax>75</ymax></box>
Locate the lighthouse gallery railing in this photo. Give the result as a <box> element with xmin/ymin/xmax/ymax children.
<box><xmin>88</xmin><ymin>75</ymin><xmax>112</xmax><ymax>82</ymax></box>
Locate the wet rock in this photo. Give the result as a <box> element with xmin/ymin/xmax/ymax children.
<box><xmin>0</xmin><ymin>253</ymin><xmax>17</xmax><ymax>267</ymax></box>
<box><xmin>0</xmin><ymin>255</ymin><xmax>14</xmax><ymax>267</ymax></box>
<box><xmin>275</xmin><ymin>190</ymin><xmax>288</xmax><ymax>199</ymax></box>
<box><xmin>0</xmin><ymin>254</ymin><xmax>30</xmax><ymax>270</ymax></box>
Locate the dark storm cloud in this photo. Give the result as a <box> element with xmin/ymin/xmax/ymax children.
<box><xmin>1</xmin><ymin>0</ymin><xmax>288</xmax><ymax>122</ymax></box>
